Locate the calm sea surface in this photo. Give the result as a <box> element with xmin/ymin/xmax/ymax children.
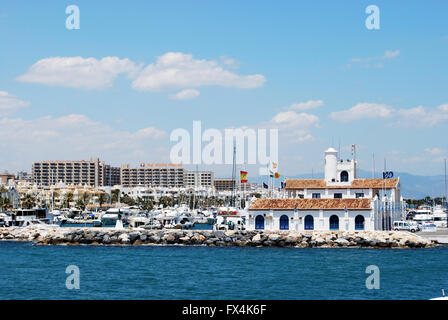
<box><xmin>0</xmin><ymin>241</ymin><xmax>447</xmax><ymax>300</ymax></box>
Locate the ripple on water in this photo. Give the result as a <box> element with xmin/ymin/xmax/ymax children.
<box><xmin>0</xmin><ymin>242</ymin><xmax>447</xmax><ymax>299</ymax></box>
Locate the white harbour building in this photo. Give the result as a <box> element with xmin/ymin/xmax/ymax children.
<box><xmin>245</xmin><ymin>147</ymin><xmax>405</xmax><ymax>231</ymax></box>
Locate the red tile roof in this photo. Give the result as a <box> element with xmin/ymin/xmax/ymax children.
<box><xmin>285</xmin><ymin>178</ymin><xmax>399</xmax><ymax>190</ymax></box>
<box><xmin>249</xmin><ymin>198</ymin><xmax>372</xmax><ymax>211</ymax></box>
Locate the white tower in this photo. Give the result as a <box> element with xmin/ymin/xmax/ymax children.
<box><xmin>324</xmin><ymin>147</ymin><xmax>338</xmax><ymax>182</ymax></box>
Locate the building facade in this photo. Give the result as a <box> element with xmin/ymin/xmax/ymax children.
<box><xmin>185</xmin><ymin>171</ymin><xmax>214</xmax><ymax>188</ymax></box>
<box><xmin>214</xmin><ymin>178</ymin><xmax>237</xmax><ymax>191</ymax></box>
<box><xmin>0</xmin><ymin>172</ymin><xmax>15</xmax><ymax>184</ymax></box>
<box><xmin>245</xmin><ymin>147</ymin><xmax>404</xmax><ymax>231</ymax></box>
<box><xmin>32</xmin><ymin>158</ymin><xmax>120</xmax><ymax>187</ymax></box>
<box><xmin>120</xmin><ymin>164</ymin><xmax>185</xmax><ymax>188</ymax></box>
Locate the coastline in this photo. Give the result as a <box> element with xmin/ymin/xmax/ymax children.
<box><xmin>0</xmin><ymin>227</ymin><xmax>436</xmax><ymax>248</ymax></box>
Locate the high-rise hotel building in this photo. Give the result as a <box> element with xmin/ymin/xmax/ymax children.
<box><xmin>185</xmin><ymin>171</ymin><xmax>214</xmax><ymax>188</ymax></box>
<box><xmin>120</xmin><ymin>163</ymin><xmax>186</xmax><ymax>188</ymax></box>
<box><xmin>32</xmin><ymin>157</ymin><xmax>120</xmax><ymax>187</ymax></box>
<box><xmin>32</xmin><ymin>159</ymin><xmax>214</xmax><ymax>188</ymax></box>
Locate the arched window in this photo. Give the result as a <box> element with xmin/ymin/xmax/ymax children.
<box><xmin>329</xmin><ymin>215</ymin><xmax>339</xmax><ymax>230</ymax></box>
<box><xmin>355</xmin><ymin>215</ymin><xmax>365</xmax><ymax>230</ymax></box>
<box><xmin>279</xmin><ymin>215</ymin><xmax>289</xmax><ymax>230</ymax></box>
<box><xmin>255</xmin><ymin>215</ymin><xmax>264</xmax><ymax>230</ymax></box>
<box><xmin>304</xmin><ymin>215</ymin><xmax>314</xmax><ymax>230</ymax></box>
<box><xmin>340</xmin><ymin>171</ymin><xmax>349</xmax><ymax>182</ymax></box>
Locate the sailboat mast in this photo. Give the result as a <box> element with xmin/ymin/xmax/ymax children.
<box><xmin>231</xmin><ymin>144</ymin><xmax>236</xmax><ymax>207</ymax></box>
<box><xmin>445</xmin><ymin>158</ymin><xmax>447</xmax><ymax>209</ymax></box>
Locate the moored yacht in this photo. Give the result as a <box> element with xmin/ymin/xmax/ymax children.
<box><xmin>101</xmin><ymin>207</ymin><xmax>130</xmax><ymax>226</ymax></box>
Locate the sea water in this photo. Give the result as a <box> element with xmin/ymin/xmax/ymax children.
<box><xmin>0</xmin><ymin>241</ymin><xmax>447</xmax><ymax>300</ymax></box>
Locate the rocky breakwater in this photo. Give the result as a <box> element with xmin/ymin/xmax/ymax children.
<box><xmin>0</xmin><ymin>227</ymin><xmax>435</xmax><ymax>248</ymax></box>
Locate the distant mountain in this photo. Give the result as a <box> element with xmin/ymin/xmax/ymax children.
<box><xmin>248</xmin><ymin>169</ymin><xmax>447</xmax><ymax>199</ymax></box>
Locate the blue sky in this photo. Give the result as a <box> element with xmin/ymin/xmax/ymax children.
<box><xmin>0</xmin><ymin>1</ymin><xmax>447</xmax><ymax>177</ymax></box>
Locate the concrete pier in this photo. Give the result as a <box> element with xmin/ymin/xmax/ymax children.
<box><xmin>417</xmin><ymin>228</ymin><xmax>448</xmax><ymax>244</ymax></box>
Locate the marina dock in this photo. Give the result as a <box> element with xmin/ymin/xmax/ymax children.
<box><xmin>417</xmin><ymin>228</ymin><xmax>448</xmax><ymax>244</ymax></box>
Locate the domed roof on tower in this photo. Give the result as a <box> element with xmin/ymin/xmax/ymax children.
<box><xmin>325</xmin><ymin>147</ymin><xmax>338</xmax><ymax>154</ymax></box>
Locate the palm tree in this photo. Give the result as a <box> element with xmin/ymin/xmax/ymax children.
<box><xmin>0</xmin><ymin>185</ymin><xmax>7</xmax><ymax>198</ymax></box>
<box><xmin>21</xmin><ymin>194</ymin><xmax>36</xmax><ymax>209</ymax></box>
<box><xmin>143</xmin><ymin>199</ymin><xmax>154</xmax><ymax>211</ymax></box>
<box><xmin>64</xmin><ymin>192</ymin><xmax>74</xmax><ymax>208</ymax></box>
<box><xmin>0</xmin><ymin>197</ymin><xmax>11</xmax><ymax>212</ymax></box>
<box><xmin>159</xmin><ymin>196</ymin><xmax>173</xmax><ymax>208</ymax></box>
<box><xmin>75</xmin><ymin>199</ymin><xmax>85</xmax><ymax>210</ymax></box>
<box><xmin>80</xmin><ymin>192</ymin><xmax>90</xmax><ymax>209</ymax></box>
<box><xmin>111</xmin><ymin>189</ymin><xmax>120</xmax><ymax>203</ymax></box>
<box><xmin>98</xmin><ymin>193</ymin><xmax>108</xmax><ymax>207</ymax></box>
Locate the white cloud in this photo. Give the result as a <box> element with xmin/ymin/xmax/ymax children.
<box><xmin>0</xmin><ymin>91</ymin><xmax>30</xmax><ymax>116</ymax></box>
<box><xmin>396</xmin><ymin>104</ymin><xmax>448</xmax><ymax>127</ymax></box>
<box><xmin>288</xmin><ymin>100</ymin><xmax>324</xmax><ymax>111</ymax></box>
<box><xmin>424</xmin><ymin>147</ymin><xmax>446</xmax><ymax>156</ymax></box>
<box><xmin>170</xmin><ymin>89</ymin><xmax>200</xmax><ymax>100</ymax></box>
<box><xmin>330</xmin><ymin>102</ymin><xmax>448</xmax><ymax>127</ymax></box>
<box><xmin>132</xmin><ymin>52</ymin><xmax>266</xmax><ymax>91</ymax></box>
<box><xmin>349</xmin><ymin>50</ymin><xmax>400</xmax><ymax>68</ymax></box>
<box><xmin>383</xmin><ymin>50</ymin><xmax>400</xmax><ymax>59</ymax></box>
<box><xmin>272</xmin><ymin>111</ymin><xmax>320</xmax><ymax>128</ymax></box>
<box><xmin>329</xmin><ymin>103</ymin><xmax>394</xmax><ymax>122</ymax></box>
<box><xmin>16</xmin><ymin>56</ymin><xmax>140</xmax><ymax>89</ymax></box>
<box><xmin>0</xmin><ymin>114</ymin><xmax>167</xmax><ymax>171</ymax></box>
<box><xmin>268</xmin><ymin>111</ymin><xmax>320</xmax><ymax>143</ymax></box>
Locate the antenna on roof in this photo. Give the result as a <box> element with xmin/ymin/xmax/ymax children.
<box><xmin>351</xmin><ymin>144</ymin><xmax>356</xmax><ymax>160</ymax></box>
<box><xmin>338</xmin><ymin>138</ymin><xmax>341</xmax><ymax>159</ymax></box>
<box><xmin>372</xmin><ymin>153</ymin><xmax>375</xmax><ymax>179</ymax></box>
<box><xmin>444</xmin><ymin>158</ymin><xmax>447</xmax><ymax>209</ymax></box>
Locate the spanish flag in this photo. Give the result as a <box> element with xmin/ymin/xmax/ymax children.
<box><xmin>240</xmin><ymin>171</ymin><xmax>248</xmax><ymax>183</ymax></box>
<box><xmin>274</xmin><ymin>172</ymin><xmax>280</xmax><ymax>179</ymax></box>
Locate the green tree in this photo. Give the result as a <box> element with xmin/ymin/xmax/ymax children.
<box><xmin>81</xmin><ymin>192</ymin><xmax>90</xmax><ymax>206</ymax></box>
<box><xmin>0</xmin><ymin>197</ymin><xmax>11</xmax><ymax>212</ymax></box>
<box><xmin>111</xmin><ymin>189</ymin><xmax>120</xmax><ymax>203</ymax></box>
<box><xmin>98</xmin><ymin>193</ymin><xmax>108</xmax><ymax>207</ymax></box>
<box><xmin>159</xmin><ymin>196</ymin><xmax>173</xmax><ymax>208</ymax></box>
<box><xmin>64</xmin><ymin>192</ymin><xmax>74</xmax><ymax>208</ymax></box>
<box><xmin>0</xmin><ymin>185</ymin><xmax>7</xmax><ymax>198</ymax></box>
<box><xmin>21</xmin><ymin>194</ymin><xmax>36</xmax><ymax>209</ymax></box>
<box><xmin>75</xmin><ymin>199</ymin><xmax>85</xmax><ymax>210</ymax></box>
<box><xmin>120</xmin><ymin>194</ymin><xmax>136</xmax><ymax>206</ymax></box>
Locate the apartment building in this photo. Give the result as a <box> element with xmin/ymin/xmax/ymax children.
<box><xmin>214</xmin><ymin>178</ymin><xmax>237</xmax><ymax>191</ymax></box>
<box><xmin>16</xmin><ymin>171</ymin><xmax>33</xmax><ymax>183</ymax></box>
<box><xmin>185</xmin><ymin>171</ymin><xmax>214</xmax><ymax>188</ymax></box>
<box><xmin>0</xmin><ymin>172</ymin><xmax>15</xmax><ymax>184</ymax></box>
<box><xmin>120</xmin><ymin>163</ymin><xmax>185</xmax><ymax>188</ymax></box>
<box><xmin>32</xmin><ymin>158</ymin><xmax>120</xmax><ymax>187</ymax></box>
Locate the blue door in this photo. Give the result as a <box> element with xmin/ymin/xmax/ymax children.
<box><xmin>255</xmin><ymin>215</ymin><xmax>264</xmax><ymax>230</ymax></box>
<box><xmin>304</xmin><ymin>215</ymin><xmax>314</xmax><ymax>230</ymax></box>
<box><xmin>329</xmin><ymin>215</ymin><xmax>339</xmax><ymax>230</ymax></box>
<box><xmin>355</xmin><ymin>215</ymin><xmax>365</xmax><ymax>230</ymax></box>
<box><xmin>279</xmin><ymin>215</ymin><xmax>289</xmax><ymax>230</ymax></box>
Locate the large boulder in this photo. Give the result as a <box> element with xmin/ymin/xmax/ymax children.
<box><xmin>119</xmin><ymin>233</ymin><xmax>130</xmax><ymax>244</ymax></box>
<box><xmin>268</xmin><ymin>234</ymin><xmax>281</xmax><ymax>242</ymax></box>
<box><xmin>335</xmin><ymin>238</ymin><xmax>349</xmax><ymax>246</ymax></box>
